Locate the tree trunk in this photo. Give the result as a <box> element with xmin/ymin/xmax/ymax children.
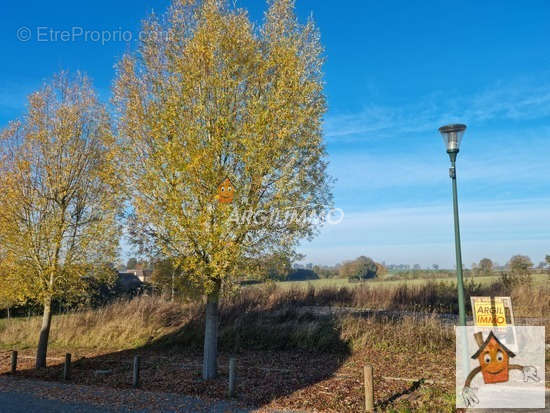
<box><xmin>202</xmin><ymin>292</ymin><xmax>219</xmax><ymax>380</ymax></box>
<box><xmin>36</xmin><ymin>296</ymin><xmax>53</xmax><ymax>368</ymax></box>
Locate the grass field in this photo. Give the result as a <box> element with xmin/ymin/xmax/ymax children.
<box><xmin>0</xmin><ymin>281</ymin><xmax>548</xmax><ymax>412</ymax></box>
<box><xmin>273</xmin><ymin>273</ymin><xmax>549</xmax><ymax>290</ymax></box>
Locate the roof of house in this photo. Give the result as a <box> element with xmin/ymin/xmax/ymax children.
<box><xmin>471</xmin><ymin>331</ymin><xmax>516</xmax><ymax>359</ymax></box>
<box><xmin>125</xmin><ymin>269</ymin><xmax>152</xmax><ymax>277</ymax></box>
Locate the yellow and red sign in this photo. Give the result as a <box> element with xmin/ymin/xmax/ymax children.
<box><xmin>471</xmin><ymin>297</ymin><xmax>513</xmax><ymax>327</ymax></box>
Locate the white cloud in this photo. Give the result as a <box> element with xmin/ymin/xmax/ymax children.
<box><xmin>324</xmin><ymin>78</ymin><xmax>550</xmax><ymax>142</ymax></box>
<box><xmin>465</xmin><ymin>80</ymin><xmax>550</xmax><ymax>121</ymax></box>
<box><xmin>328</xmin><ymin>130</ymin><xmax>550</xmax><ymax>193</ymax></box>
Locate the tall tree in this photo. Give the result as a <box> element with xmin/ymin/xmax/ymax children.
<box><xmin>256</xmin><ymin>252</ymin><xmax>294</xmax><ymax>281</ymax></box>
<box><xmin>0</xmin><ymin>72</ymin><xmax>122</xmax><ymax>367</ymax></box>
<box><xmin>126</xmin><ymin>257</ymin><xmax>138</xmax><ymax>270</ymax></box>
<box><xmin>477</xmin><ymin>258</ymin><xmax>493</xmax><ymax>276</ymax></box>
<box><xmin>114</xmin><ymin>0</ymin><xmax>330</xmax><ymax>379</ymax></box>
<box><xmin>151</xmin><ymin>257</ymin><xmax>202</xmax><ymax>301</ymax></box>
<box><xmin>338</xmin><ymin>256</ymin><xmax>379</xmax><ymax>279</ymax></box>
<box><xmin>151</xmin><ymin>258</ymin><xmax>180</xmax><ymax>301</ymax></box>
<box><xmin>508</xmin><ymin>255</ymin><xmax>533</xmax><ymax>277</ymax></box>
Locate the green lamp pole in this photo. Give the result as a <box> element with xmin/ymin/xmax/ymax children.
<box><xmin>439</xmin><ymin>124</ymin><xmax>467</xmax><ymax>327</ymax></box>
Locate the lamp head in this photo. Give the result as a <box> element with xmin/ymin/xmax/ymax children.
<box><xmin>439</xmin><ymin>123</ymin><xmax>466</xmax><ymax>153</ymax></box>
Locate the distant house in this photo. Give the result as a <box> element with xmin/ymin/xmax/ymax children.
<box><xmin>124</xmin><ymin>269</ymin><xmax>153</xmax><ymax>283</ymax></box>
<box><xmin>116</xmin><ymin>272</ymin><xmax>143</xmax><ymax>293</ymax></box>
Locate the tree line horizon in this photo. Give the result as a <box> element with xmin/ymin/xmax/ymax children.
<box><xmin>123</xmin><ymin>253</ymin><xmax>548</xmax><ymax>284</ymax></box>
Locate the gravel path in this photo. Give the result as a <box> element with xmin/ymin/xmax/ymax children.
<box><xmin>0</xmin><ymin>376</ymin><xmax>253</xmax><ymax>413</ymax></box>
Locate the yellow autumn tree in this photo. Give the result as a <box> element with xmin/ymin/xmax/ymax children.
<box><xmin>0</xmin><ymin>72</ymin><xmax>122</xmax><ymax>367</ymax></box>
<box><xmin>0</xmin><ymin>252</ymin><xmax>20</xmax><ymax>315</ymax></box>
<box><xmin>114</xmin><ymin>0</ymin><xmax>331</xmax><ymax>379</ymax></box>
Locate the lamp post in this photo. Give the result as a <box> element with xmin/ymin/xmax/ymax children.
<box><xmin>439</xmin><ymin>123</ymin><xmax>467</xmax><ymax>327</ymax></box>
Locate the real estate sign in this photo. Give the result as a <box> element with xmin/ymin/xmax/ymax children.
<box><xmin>471</xmin><ymin>296</ymin><xmax>513</xmax><ymax>326</ymax></box>
<box><xmin>470</xmin><ymin>296</ymin><xmax>517</xmax><ymax>352</ymax></box>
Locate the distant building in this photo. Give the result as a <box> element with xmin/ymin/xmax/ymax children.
<box><xmin>387</xmin><ymin>264</ymin><xmax>411</xmax><ymax>271</ymax></box>
<box><xmin>116</xmin><ymin>272</ymin><xmax>143</xmax><ymax>293</ymax></box>
<box><xmin>293</xmin><ymin>263</ymin><xmax>314</xmax><ymax>270</ymax></box>
<box><xmin>124</xmin><ymin>269</ymin><xmax>153</xmax><ymax>283</ymax></box>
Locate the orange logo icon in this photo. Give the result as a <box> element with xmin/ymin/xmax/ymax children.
<box><xmin>217</xmin><ymin>177</ymin><xmax>234</xmax><ymax>204</ymax></box>
<box><xmin>471</xmin><ymin>331</ymin><xmax>515</xmax><ymax>384</ymax></box>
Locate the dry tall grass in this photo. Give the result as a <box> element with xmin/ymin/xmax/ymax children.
<box><xmin>0</xmin><ymin>296</ymin><xmax>196</xmax><ymax>350</ymax></box>
<box><xmin>0</xmin><ymin>280</ymin><xmax>547</xmax><ymax>352</ymax></box>
<box><xmin>240</xmin><ymin>280</ymin><xmax>549</xmax><ymax>317</ymax></box>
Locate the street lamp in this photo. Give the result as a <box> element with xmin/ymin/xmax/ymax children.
<box><xmin>439</xmin><ymin>123</ymin><xmax>467</xmax><ymax>327</ymax></box>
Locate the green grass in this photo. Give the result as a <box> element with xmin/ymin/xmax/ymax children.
<box><xmin>274</xmin><ymin>273</ymin><xmax>548</xmax><ymax>290</ymax></box>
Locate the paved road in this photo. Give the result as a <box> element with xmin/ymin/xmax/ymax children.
<box><xmin>1</xmin><ymin>375</ymin><xmax>547</xmax><ymax>412</ymax></box>
<box><xmin>0</xmin><ymin>391</ymin><xmax>126</xmax><ymax>413</ymax></box>
<box><xmin>0</xmin><ymin>376</ymin><xmax>252</xmax><ymax>413</ymax></box>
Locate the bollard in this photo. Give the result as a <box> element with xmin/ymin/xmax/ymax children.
<box><xmin>228</xmin><ymin>358</ymin><xmax>236</xmax><ymax>397</ymax></box>
<box><xmin>132</xmin><ymin>355</ymin><xmax>140</xmax><ymax>388</ymax></box>
<box><xmin>364</xmin><ymin>364</ymin><xmax>374</xmax><ymax>413</ymax></box>
<box><xmin>10</xmin><ymin>351</ymin><xmax>17</xmax><ymax>374</ymax></box>
<box><xmin>63</xmin><ymin>353</ymin><xmax>71</xmax><ymax>380</ymax></box>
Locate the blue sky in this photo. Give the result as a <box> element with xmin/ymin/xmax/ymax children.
<box><xmin>2</xmin><ymin>1</ymin><xmax>550</xmax><ymax>267</ymax></box>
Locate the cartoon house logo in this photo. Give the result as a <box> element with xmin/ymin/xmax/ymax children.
<box><xmin>217</xmin><ymin>177</ymin><xmax>235</xmax><ymax>204</ymax></box>
<box><xmin>472</xmin><ymin>331</ymin><xmax>515</xmax><ymax>384</ymax></box>
<box><xmin>462</xmin><ymin>331</ymin><xmax>540</xmax><ymax>407</ymax></box>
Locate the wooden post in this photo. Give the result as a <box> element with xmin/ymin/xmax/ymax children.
<box><xmin>364</xmin><ymin>364</ymin><xmax>374</xmax><ymax>412</ymax></box>
<box><xmin>228</xmin><ymin>358</ymin><xmax>236</xmax><ymax>397</ymax></box>
<box><xmin>132</xmin><ymin>356</ymin><xmax>140</xmax><ymax>388</ymax></box>
<box><xmin>63</xmin><ymin>353</ymin><xmax>71</xmax><ymax>380</ymax></box>
<box><xmin>10</xmin><ymin>351</ymin><xmax>17</xmax><ymax>374</ymax></box>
